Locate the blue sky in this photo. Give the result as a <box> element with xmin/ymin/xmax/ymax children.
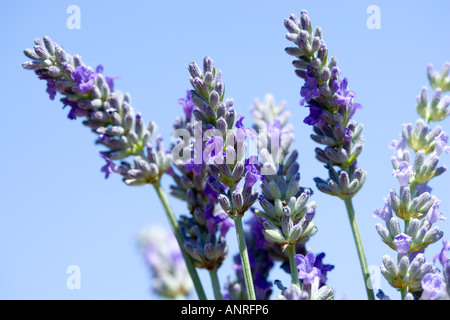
<box><xmin>1</xmin><ymin>0</ymin><xmax>449</xmax><ymax>300</ymax></box>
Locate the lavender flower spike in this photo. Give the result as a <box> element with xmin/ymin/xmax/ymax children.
<box><xmin>375</xmin><ymin>62</ymin><xmax>449</xmax><ymax>299</ymax></box>
<box><xmin>187</xmin><ymin>56</ymin><xmax>260</xmax><ymax>300</ymax></box>
<box><xmin>284</xmin><ymin>10</ymin><xmax>367</xmax><ymax>200</ymax></box>
<box><xmin>170</xmin><ymin>91</ymin><xmax>231</xmax><ymax>299</ymax></box>
<box><xmin>22</xmin><ymin>36</ymin><xmax>172</xmax><ymax>185</ymax></box>
<box><xmin>284</xmin><ymin>10</ymin><xmax>372</xmax><ymax>300</ymax></box>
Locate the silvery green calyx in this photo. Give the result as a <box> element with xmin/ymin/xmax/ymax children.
<box><xmin>259</xmin><ymin>207</ymin><xmax>317</xmax><ymax>250</ymax></box>
<box><xmin>427</xmin><ymin>62</ymin><xmax>450</xmax><ymax>93</ymax></box>
<box><xmin>138</xmin><ymin>226</ymin><xmax>193</xmax><ymax>299</ymax></box>
<box><xmin>180</xmin><ymin>215</ymin><xmax>228</xmax><ymax>270</ymax></box>
<box><xmin>275</xmin><ymin>278</ymin><xmax>333</xmax><ymax>300</ymax></box>
<box><xmin>284</xmin><ymin>10</ymin><xmax>366</xmax><ymax>200</ymax></box>
<box><xmin>314</xmin><ymin>162</ymin><xmax>366</xmax><ymax>200</ymax></box>
<box><xmin>376</xmin><ymin>216</ymin><xmax>444</xmax><ymax>254</ymax></box>
<box><xmin>22</xmin><ymin>36</ymin><xmax>171</xmax><ymax>185</ymax></box>
<box><xmin>380</xmin><ymin>253</ymin><xmax>435</xmax><ymax>294</ymax></box>
<box><xmin>416</xmin><ymin>86</ymin><xmax>450</xmax><ymax>122</ymax></box>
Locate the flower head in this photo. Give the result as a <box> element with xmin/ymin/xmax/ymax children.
<box><xmin>69</xmin><ymin>65</ymin><xmax>97</xmax><ymax>93</ymax></box>
<box><xmin>426</xmin><ymin>200</ymin><xmax>446</xmax><ymax>225</ymax></box>
<box><xmin>303</xmin><ymin>103</ymin><xmax>323</xmax><ymax>126</ymax></box>
<box><xmin>300</xmin><ymin>74</ymin><xmax>320</xmax><ymax>105</ymax></box>
<box><xmin>420</xmin><ymin>273</ymin><xmax>447</xmax><ymax>300</ymax></box>
<box><xmin>393</xmin><ymin>161</ymin><xmax>413</xmax><ymax>187</ymax></box>
<box><xmin>295</xmin><ymin>252</ymin><xmax>322</xmax><ymax>284</ymax></box>
<box><xmin>393</xmin><ymin>233</ymin><xmax>412</xmax><ymax>255</ymax></box>
<box><xmin>433</xmin><ymin>239</ymin><xmax>450</xmax><ymax>267</ymax></box>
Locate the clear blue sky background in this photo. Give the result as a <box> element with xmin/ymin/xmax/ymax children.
<box><xmin>1</xmin><ymin>0</ymin><xmax>449</xmax><ymax>300</ymax></box>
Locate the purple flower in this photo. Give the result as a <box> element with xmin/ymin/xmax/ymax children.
<box><xmin>95</xmin><ymin>65</ymin><xmax>117</xmax><ymax>92</ymax></box>
<box><xmin>392</xmin><ymin>161</ymin><xmax>413</xmax><ymax>187</ymax></box>
<box><xmin>205</xmin><ymin>205</ymin><xmax>233</xmax><ymax>237</ymax></box>
<box><xmin>295</xmin><ymin>252</ymin><xmax>322</xmax><ymax>284</ymax></box>
<box><xmin>415</xmin><ymin>182</ymin><xmax>432</xmax><ymax>195</ymax></box>
<box><xmin>245</xmin><ymin>155</ymin><xmax>261</xmax><ymax>187</ymax></box>
<box><xmin>314</xmin><ymin>252</ymin><xmax>335</xmax><ymax>286</ymax></box>
<box><xmin>236</xmin><ymin>114</ymin><xmax>245</xmax><ymax>129</ymax></box>
<box><xmin>427</xmin><ymin>200</ymin><xmax>446</xmax><ymax>225</ymax></box>
<box><xmin>204</xmin><ymin>176</ymin><xmax>227</xmax><ymax>201</ymax></box>
<box><xmin>61</xmin><ymin>99</ymin><xmax>89</xmax><ymax>120</ymax></box>
<box><xmin>178</xmin><ymin>90</ymin><xmax>196</xmax><ymax>119</ymax></box>
<box><xmin>393</xmin><ymin>233</ymin><xmax>412</xmax><ymax>255</ymax></box>
<box><xmin>373</xmin><ymin>197</ymin><xmax>393</xmax><ymax>222</ymax></box>
<box><xmin>254</xmin><ymin>274</ymin><xmax>272</xmax><ymax>300</ymax></box>
<box><xmin>247</xmin><ymin>214</ymin><xmax>266</xmax><ymax>249</ymax></box>
<box><xmin>70</xmin><ymin>65</ymin><xmax>97</xmax><ymax>93</ymax></box>
<box><xmin>333</xmin><ymin>77</ymin><xmax>356</xmax><ymax>106</ymax></box>
<box><xmin>45</xmin><ymin>78</ymin><xmax>56</xmax><ymax>100</ymax></box>
<box><xmin>303</xmin><ymin>103</ymin><xmax>323</xmax><ymax>126</ymax></box>
<box><xmin>99</xmin><ymin>152</ymin><xmax>119</xmax><ymax>179</ymax></box>
<box><xmin>420</xmin><ymin>273</ymin><xmax>446</xmax><ymax>300</ymax></box>
<box><xmin>300</xmin><ymin>74</ymin><xmax>320</xmax><ymax>104</ymax></box>
<box><xmin>204</xmin><ymin>136</ymin><xmax>225</xmax><ymax>164</ymax></box>
<box><xmin>235</xmin><ymin>115</ymin><xmax>257</xmax><ymax>139</ymax></box>
<box><xmin>376</xmin><ymin>289</ymin><xmax>391</xmax><ymax>300</ymax></box>
<box><xmin>434</xmin><ymin>132</ymin><xmax>450</xmax><ymax>155</ymax></box>
<box><xmin>433</xmin><ymin>239</ymin><xmax>450</xmax><ymax>267</ymax></box>
<box><xmin>185</xmin><ymin>161</ymin><xmax>203</xmax><ymax>175</ymax></box>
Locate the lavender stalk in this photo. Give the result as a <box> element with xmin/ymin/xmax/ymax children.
<box><xmin>283</xmin><ymin>11</ymin><xmax>372</xmax><ymax>299</ymax></box>
<box><xmin>186</xmin><ymin>56</ymin><xmax>260</xmax><ymax>300</ymax></box>
<box><xmin>170</xmin><ymin>91</ymin><xmax>232</xmax><ymax>300</ymax></box>
<box><xmin>374</xmin><ymin>62</ymin><xmax>450</xmax><ymax>299</ymax></box>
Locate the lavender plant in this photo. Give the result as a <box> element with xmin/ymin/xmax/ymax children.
<box><xmin>21</xmin><ymin>9</ymin><xmax>448</xmax><ymax>302</ymax></box>
<box><xmin>283</xmin><ymin>10</ymin><xmax>372</xmax><ymax>299</ymax></box>
<box><xmin>374</xmin><ymin>62</ymin><xmax>450</xmax><ymax>300</ymax></box>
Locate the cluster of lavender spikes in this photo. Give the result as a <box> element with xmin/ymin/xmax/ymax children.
<box><xmin>374</xmin><ymin>62</ymin><xmax>450</xmax><ymax>300</ymax></box>
<box><xmin>223</xmin><ymin>95</ymin><xmax>334</xmax><ymax>300</ymax></box>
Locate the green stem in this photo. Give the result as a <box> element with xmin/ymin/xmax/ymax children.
<box><xmin>234</xmin><ymin>214</ymin><xmax>256</xmax><ymax>300</ymax></box>
<box><xmin>287</xmin><ymin>245</ymin><xmax>300</xmax><ymax>288</ymax></box>
<box><xmin>209</xmin><ymin>268</ymin><xmax>223</xmax><ymax>300</ymax></box>
<box><xmin>400</xmin><ymin>287</ymin><xmax>408</xmax><ymax>300</ymax></box>
<box><xmin>344</xmin><ymin>197</ymin><xmax>375</xmax><ymax>300</ymax></box>
<box><xmin>153</xmin><ymin>180</ymin><xmax>207</xmax><ymax>300</ymax></box>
